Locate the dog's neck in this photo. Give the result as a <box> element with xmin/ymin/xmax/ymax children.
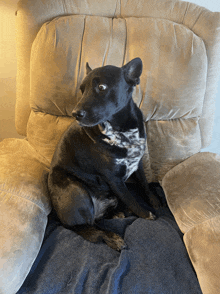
<box><xmin>107</xmin><ymin>98</ymin><xmax>140</xmax><ymax>132</ymax></box>
<box><xmin>98</xmin><ymin>121</ymin><xmax>143</xmax><ymax>147</ymax></box>
<box><xmin>98</xmin><ymin>119</ymin><xmax>146</xmax><ymax>181</ymax></box>
<box><xmin>83</xmin><ymin>99</ymin><xmax>145</xmax><ymax>144</ymax></box>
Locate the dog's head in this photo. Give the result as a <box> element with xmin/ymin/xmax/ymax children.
<box><xmin>72</xmin><ymin>58</ymin><xmax>143</xmax><ymax>127</ymax></box>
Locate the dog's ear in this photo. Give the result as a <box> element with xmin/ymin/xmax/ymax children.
<box><xmin>86</xmin><ymin>62</ymin><xmax>92</xmax><ymax>74</ymax></box>
<box><xmin>122</xmin><ymin>58</ymin><xmax>143</xmax><ymax>86</ymax></box>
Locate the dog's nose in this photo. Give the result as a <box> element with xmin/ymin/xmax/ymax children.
<box><xmin>72</xmin><ymin>109</ymin><xmax>86</xmax><ymax>120</ymax></box>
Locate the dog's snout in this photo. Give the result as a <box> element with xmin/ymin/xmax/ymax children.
<box><xmin>72</xmin><ymin>109</ymin><xmax>86</xmax><ymax>120</ymax></box>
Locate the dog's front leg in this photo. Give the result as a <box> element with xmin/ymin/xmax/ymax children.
<box><xmin>107</xmin><ymin>176</ymin><xmax>155</xmax><ymax>220</ymax></box>
<box><xmin>134</xmin><ymin>160</ymin><xmax>161</xmax><ymax>210</ymax></box>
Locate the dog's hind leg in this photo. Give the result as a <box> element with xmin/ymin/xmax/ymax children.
<box><xmin>48</xmin><ymin>176</ymin><xmax>95</xmax><ymax>227</ymax></box>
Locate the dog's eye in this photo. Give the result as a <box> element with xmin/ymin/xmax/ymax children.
<box><xmin>98</xmin><ymin>84</ymin><xmax>107</xmax><ymax>91</ymax></box>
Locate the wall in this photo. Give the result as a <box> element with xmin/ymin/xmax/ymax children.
<box><xmin>0</xmin><ymin>0</ymin><xmax>219</xmax><ymax>154</ymax></box>
<box><xmin>0</xmin><ymin>0</ymin><xmax>23</xmax><ymax>140</ymax></box>
<box><xmin>190</xmin><ymin>0</ymin><xmax>220</xmax><ymax>156</ymax></box>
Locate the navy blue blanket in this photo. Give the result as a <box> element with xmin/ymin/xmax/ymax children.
<box><xmin>17</xmin><ymin>184</ymin><xmax>202</xmax><ymax>294</ymax></box>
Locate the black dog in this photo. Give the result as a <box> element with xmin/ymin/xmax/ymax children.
<box><xmin>47</xmin><ymin>58</ymin><xmax>160</xmax><ymax>251</ymax></box>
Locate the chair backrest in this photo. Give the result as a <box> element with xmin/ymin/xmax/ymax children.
<box><xmin>15</xmin><ymin>0</ymin><xmax>220</xmax><ymax>182</ymax></box>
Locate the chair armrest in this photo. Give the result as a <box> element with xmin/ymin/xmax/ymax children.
<box><xmin>0</xmin><ymin>138</ymin><xmax>51</xmax><ymax>294</ymax></box>
<box><xmin>162</xmin><ymin>152</ymin><xmax>220</xmax><ymax>233</ymax></box>
<box><xmin>162</xmin><ymin>152</ymin><xmax>220</xmax><ymax>294</ymax></box>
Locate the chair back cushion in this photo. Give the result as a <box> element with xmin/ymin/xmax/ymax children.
<box><xmin>16</xmin><ymin>0</ymin><xmax>220</xmax><ymax>181</ymax></box>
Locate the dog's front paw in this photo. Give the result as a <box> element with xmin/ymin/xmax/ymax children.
<box><xmin>145</xmin><ymin>211</ymin><xmax>156</xmax><ymax>220</ymax></box>
<box><xmin>112</xmin><ymin>212</ymin><xmax>125</xmax><ymax>219</ymax></box>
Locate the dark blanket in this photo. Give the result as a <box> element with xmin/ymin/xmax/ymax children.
<box><xmin>17</xmin><ymin>184</ymin><xmax>202</xmax><ymax>294</ymax></box>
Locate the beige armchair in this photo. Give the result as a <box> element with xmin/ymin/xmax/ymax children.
<box><xmin>0</xmin><ymin>0</ymin><xmax>220</xmax><ymax>293</ymax></box>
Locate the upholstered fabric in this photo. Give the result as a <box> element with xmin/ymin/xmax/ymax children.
<box><xmin>16</xmin><ymin>0</ymin><xmax>220</xmax><ymax>146</ymax></box>
<box><xmin>28</xmin><ymin>13</ymin><xmax>217</xmax><ymax>182</ymax></box>
<box><xmin>27</xmin><ymin>111</ymin><xmax>74</xmax><ymax>164</ymax></box>
<box><xmin>0</xmin><ymin>0</ymin><xmax>219</xmax><ymax>293</ymax></box>
<box><xmin>162</xmin><ymin>152</ymin><xmax>220</xmax><ymax>294</ymax></box>
<box><xmin>0</xmin><ymin>138</ymin><xmax>51</xmax><ymax>293</ymax></box>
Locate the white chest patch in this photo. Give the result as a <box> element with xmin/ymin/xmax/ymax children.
<box><xmin>99</xmin><ymin>121</ymin><xmax>146</xmax><ymax>181</ymax></box>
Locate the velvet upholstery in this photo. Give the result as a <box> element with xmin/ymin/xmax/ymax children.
<box><xmin>162</xmin><ymin>152</ymin><xmax>220</xmax><ymax>294</ymax></box>
<box><xmin>0</xmin><ymin>138</ymin><xmax>50</xmax><ymax>293</ymax></box>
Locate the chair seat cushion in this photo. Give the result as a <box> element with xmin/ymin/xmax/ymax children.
<box><xmin>16</xmin><ymin>184</ymin><xmax>202</xmax><ymax>294</ymax></box>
